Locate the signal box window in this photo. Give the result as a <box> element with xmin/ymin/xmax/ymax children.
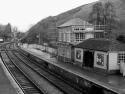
<box><xmin>118</xmin><ymin>53</ymin><xmax>125</xmax><ymax>64</ymax></box>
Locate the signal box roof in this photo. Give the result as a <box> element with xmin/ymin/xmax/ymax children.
<box><xmin>58</xmin><ymin>18</ymin><xmax>92</xmax><ymax>27</ymax></box>
<box><xmin>75</xmin><ymin>38</ymin><xmax>125</xmax><ymax>52</ymax></box>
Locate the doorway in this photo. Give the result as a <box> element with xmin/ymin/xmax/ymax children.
<box><xmin>83</xmin><ymin>51</ymin><xmax>94</xmax><ymax>68</ymax></box>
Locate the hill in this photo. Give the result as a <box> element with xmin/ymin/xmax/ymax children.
<box><xmin>23</xmin><ymin>0</ymin><xmax>125</xmax><ymax>44</ymax></box>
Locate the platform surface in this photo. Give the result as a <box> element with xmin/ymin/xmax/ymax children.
<box><xmin>22</xmin><ymin>46</ymin><xmax>125</xmax><ymax>94</ymax></box>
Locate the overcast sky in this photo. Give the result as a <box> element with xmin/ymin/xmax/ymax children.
<box><xmin>0</xmin><ymin>0</ymin><xmax>98</xmax><ymax>32</ymax></box>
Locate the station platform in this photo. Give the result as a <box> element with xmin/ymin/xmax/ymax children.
<box><xmin>21</xmin><ymin>46</ymin><xmax>125</xmax><ymax>94</ymax></box>
<box><xmin>0</xmin><ymin>58</ymin><xmax>23</xmax><ymax>94</ymax></box>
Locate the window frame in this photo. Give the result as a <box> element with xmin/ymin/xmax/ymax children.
<box><xmin>118</xmin><ymin>52</ymin><xmax>125</xmax><ymax>64</ymax></box>
<box><xmin>75</xmin><ymin>33</ymin><xmax>85</xmax><ymax>42</ymax></box>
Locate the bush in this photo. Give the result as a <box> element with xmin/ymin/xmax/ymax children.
<box><xmin>116</xmin><ymin>35</ymin><xmax>125</xmax><ymax>44</ymax></box>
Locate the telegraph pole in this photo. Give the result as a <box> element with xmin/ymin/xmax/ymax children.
<box><xmin>39</xmin><ymin>31</ymin><xmax>40</xmax><ymax>45</ymax></box>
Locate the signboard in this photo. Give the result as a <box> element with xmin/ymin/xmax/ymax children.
<box><xmin>76</xmin><ymin>50</ymin><xmax>82</xmax><ymax>60</ymax></box>
<box><xmin>96</xmin><ymin>53</ymin><xmax>104</xmax><ymax>66</ymax></box>
<box><xmin>0</xmin><ymin>38</ymin><xmax>3</xmax><ymax>41</ymax></box>
<box><xmin>75</xmin><ymin>48</ymin><xmax>83</xmax><ymax>62</ymax></box>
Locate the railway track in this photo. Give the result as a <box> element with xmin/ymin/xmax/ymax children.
<box><xmin>7</xmin><ymin>50</ymin><xmax>64</xmax><ymax>94</ymax></box>
<box><xmin>1</xmin><ymin>50</ymin><xmax>64</xmax><ymax>94</ymax></box>
<box><xmin>11</xmin><ymin>50</ymin><xmax>83</xmax><ymax>94</ymax></box>
<box><xmin>0</xmin><ymin>44</ymin><xmax>83</xmax><ymax>94</ymax></box>
<box><xmin>16</xmin><ymin>48</ymin><xmax>85</xmax><ymax>92</ymax></box>
<box><xmin>14</xmin><ymin>50</ymin><xmax>84</xmax><ymax>93</ymax></box>
<box><xmin>1</xmin><ymin>51</ymin><xmax>44</xmax><ymax>94</ymax></box>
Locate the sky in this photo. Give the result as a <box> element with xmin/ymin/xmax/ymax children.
<box><xmin>0</xmin><ymin>0</ymin><xmax>98</xmax><ymax>32</ymax></box>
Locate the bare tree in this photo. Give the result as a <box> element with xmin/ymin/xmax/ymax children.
<box><xmin>89</xmin><ymin>1</ymin><xmax>116</xmax><ymax>38</ymax></box>
<box><xmin>89</xmin><ymin>2</ymin><xmax>104</xmax><ymax>25</ymax></box>
<box><xmin>104</xmin><ymin>2</ymin><xmax>116</xmax><ymax>28</ymax></box>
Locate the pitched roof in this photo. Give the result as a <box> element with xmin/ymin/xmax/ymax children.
<box><xmin>75</xmin><ymin>38</ymin><xmax>125</xmax><ymax>52</ymax></box>
<box><xmin>58</xmin><ymin>18</ymin><xmax>92</xmax><ymax>27</ymax></box>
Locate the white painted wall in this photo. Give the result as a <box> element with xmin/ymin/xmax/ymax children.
<box><xmin>94</xmin><ymin>51</ymin><xmax>107</xmax><ymax>70</ymax></box>
<box><xmin>85</xmin><ymin>33</ymin><xmax>94</xmax><ymax>39</ymax></box>
<box><xmin>86</xmin><ymin>28</ymin><xmax>94</xmax><ymax>31</ymax></box>
<box><xmin>0</xmin><ymin>38</ymin><xmax>3</xmax><ymax>41</ymax></box>
<box><xmin>58</xmin><ymin>27</ymin><xmax>72</xmax><ymax>42</ymax></box>
<box><xmin>75</xmin><ymin>48</ymin><xmax>83</xmax><ymax>62</ymax></box>
<box><xmin>59</xmin><ymin>32</ymin><xmax>62</xmax><ymax>41</ymax></box>
<box><xmin>67</xmin><ymin>32</ymin><xmax>71</xmax><ymax>42</ymax></box>
<box><xmin>108</xmin><ymin>52</ymin><xmax>119</xmax><ymax>70</ymax></box>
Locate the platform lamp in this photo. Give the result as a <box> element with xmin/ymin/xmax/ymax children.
<box><xmin>36</xmin><ymin>33</ymin><xmax>40</xmax><ymax>45</ymax></box>
<box><xmin>38</xmin><ymin>31</ymin><xmax>41</xmax><ymax>45</ymax></box>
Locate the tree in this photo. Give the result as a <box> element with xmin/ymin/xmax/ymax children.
<box><xmin>89</xmin><ymin>1</ymin><xmax>116</xmax><ymax>38</ymax></box>
<box><xmin>16</xmin><ymin>32</ymin><xmax>25</xmax><ymax>39</ymax></box>
<box><xmin>89</xmin><ymin>1</ymin><xmax>116</xmax><ymax>25</ymax></box>
<box><xmin>104</xmin><ymin>2</ymin><xmax>116</xmax><ymax>38</ymax></box>
<box><xmin>104</xmin><ymin>2</ymin><xmax>116</xmax><ymax>28</ymax></box>
<box><xmin>89</xmin><ymin>2</ymin><xmax>104</xmax><ymax>25</ymax></box>
<box><xmin>116</xmin><ymin>35</ymin><xmax>125</xmax><ymax>44</ymax></box>
<box><xmin>0</xmin><ymin>23</ymin><xmax>12</xmax><ymax>41</ymax></box>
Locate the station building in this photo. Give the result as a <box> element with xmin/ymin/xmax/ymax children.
<box><xmin>57</xmin><ymin>18</ymin><xmax>105</xmax><ymax>63</ymax></box>
<box><xmin>74</xmin><ymin>38</ymin><xmax>125</xmax><ymax>74</ymax></box>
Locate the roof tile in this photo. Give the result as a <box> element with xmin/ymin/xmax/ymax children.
<box><xmin>75</xmin><ymin>38</ymin><xmax>125</xmax><ymax>52</ymax></box>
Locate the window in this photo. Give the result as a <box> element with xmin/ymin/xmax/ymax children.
<box><xmin>66</xmin><ymin>33</ymin><xmax>70</xmax><ymax>42</ymax></box>
<box><xmin>74</xmin><ymin>28</ymin><xmax>85</xmax><ymax>31</ymax></box>
<box><xmin>75</xmin><ymin>33</ymin><xmax>79</xmax><ymax>40</ymax></box>
<box><xmin>118</xmin><ymin>53</ymin><xmax>125</xmax><ymax>64</ymax></box>
<box><xmin>94</xmin><ymin>32</ymin><xmax>104</xmax><ymax>38</ymax></box>
<box><xmin>59</xmin><ymin>32</ymin><xmax>63</xmax><ymax>41</ymax></box>
<box><xmin>75</xmin><ymin>33</ymin><xmax>85</xmax><ymax>42</ymax></box>
<box><xmin>63</xmin><ymin>33</ymin><xmax>66</xmax><ymax>42</ymax></box>
<box><xmin>80</xmin><ymin>28</ymin><xmax>85</xmax><ymax>30</ymax></box>
<box><xmin>61</xmin><ymin>33</ymin><xmax>64</xmax><ymax>41</ymax></box>
<box><xmin>74</xmin><ymin>28</ymin><xmax>79</xmax><ymax>30</ymax></box>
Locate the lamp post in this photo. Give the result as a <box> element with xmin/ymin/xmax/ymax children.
<box><xmin>36</xmin><ymin>34</ymin><xmax>40</xmax><ymax>45</ymax></box>
<box><xmin>39</xmin><ymin>31</ymin><xmax>41</xmax><ymax>45</ymax></box>
<box><xmin>43</xmin><ymin>43</ymin><xmax>48</xmax><ymax>52</ymax></box>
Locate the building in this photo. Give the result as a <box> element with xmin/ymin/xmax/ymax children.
<box><xmin>0</xmin><ymin>23</ymin><xmax>12</xmax><ymax>42</ymax></box>
<box><xmin>57</xmin><ymin>18</ymin><xmax>105</xmax><ymax>63</ymax></box>
<box><xmin>74</xmin><ymin>38</ymin><xmax>125</xmax><ymax>74</ymax></box>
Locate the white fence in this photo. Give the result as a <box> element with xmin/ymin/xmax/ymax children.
<box><xmin>21</xmin><ymin>44</ymin><xmax>57</xmax><ymax>55</ymax></box>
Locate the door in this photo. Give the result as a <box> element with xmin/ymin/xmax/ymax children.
<box><xmin>83</xmin><ymin>51</ymin><xmax>94</xmax><ymax>68</ymax></box>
